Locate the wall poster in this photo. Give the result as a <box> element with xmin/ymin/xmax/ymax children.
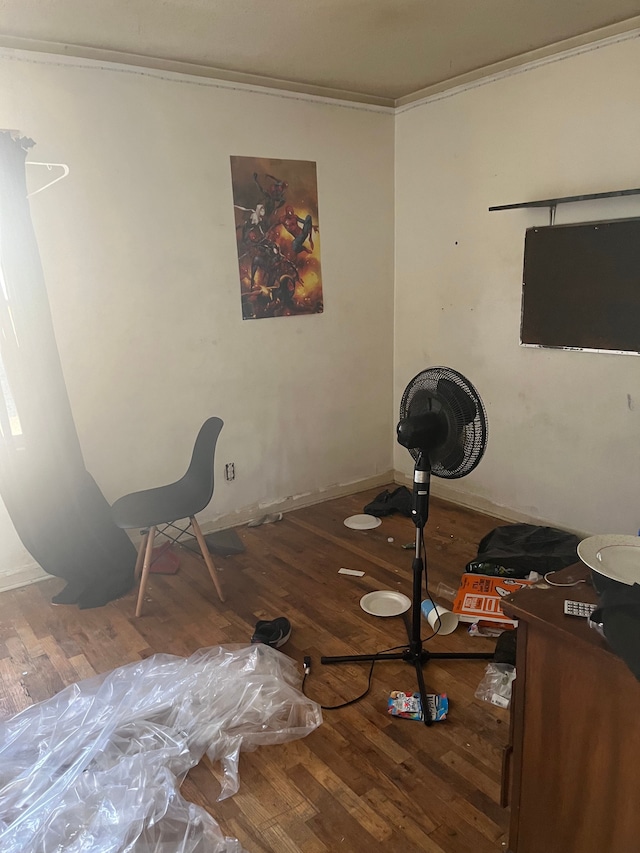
<box><xmin>230</xmin><ymin>156</ymin><xmax>323</xmax><ymax>319</ymax></box>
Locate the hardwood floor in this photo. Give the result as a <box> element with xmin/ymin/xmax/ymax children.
<box><xmin>0</xmin><ymin>486</ymin><xmax>511</xmax><ymax>852</ymax></box>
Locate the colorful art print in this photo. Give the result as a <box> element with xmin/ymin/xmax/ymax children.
<box><xmin>230</xmin><ymin>156</ymin><xmax>323</xmax><ymax>320</ymax></box>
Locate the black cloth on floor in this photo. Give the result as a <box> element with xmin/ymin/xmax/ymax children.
<box><xmin>494</xmin><ymin>629</ymin><xmax>517</xmax><ymax>666</ymax></box>
<box><xmin>363</xmin><ymin>486</ymin><xmax>413</xmax><ymax>518</ymax></box>
<box><xmin>466</xmin><ymin>523</ymin><xmax>581</xmax><ymax>578</ymax></box>
<box><xmin>204</xmin><ymin>529</ymin><xmax>246</xmax><ymax>556</ymax></box>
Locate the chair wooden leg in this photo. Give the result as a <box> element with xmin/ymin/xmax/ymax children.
<box><xmin>134</xmin><ymin>529</ymin><xmax>149</xmax><ymax>580</ymax></box>
<box><xmin>135</xmin><ymin>526</ymin><xmax>156</xmax><ymax>617</ymax></box>
<box><xmin>190</xmin><ymin>516</ymin><xmax>225</xmax><ymax>603</ymax></box>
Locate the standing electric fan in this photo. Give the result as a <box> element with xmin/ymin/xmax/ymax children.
<box><xmin>321</xmin><ymin>367</ymin><xmax>494</xmax><ymax>725</ymax></box>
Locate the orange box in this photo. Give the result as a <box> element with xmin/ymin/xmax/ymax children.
<box><xmin>452</xmin><ymin>573</ymin><xmax>535</xmax><ymax>626</ymax></box>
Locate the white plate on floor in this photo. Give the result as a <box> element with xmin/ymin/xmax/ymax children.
<box><xmin>344</xmin><ymin>514</ymin><xmax>381</xmax><ymax>530</ymax></box>
<box><xmin>577</xmin><ymin>534</ymin><xmax>640</xmax><ymax>586</ymax></box>
<box><xmin>360</xmin><ymin>590</ymin><xmax>411</xmax><ymax>617</ymax></box>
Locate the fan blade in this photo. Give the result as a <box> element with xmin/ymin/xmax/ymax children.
<box><xmin>436</xmin><ymin>377</ymin><xmax>477</xmax><ymax>425</ymax></box>
<box><xmin>437</xmin><ymin>439</ymin><xmax>466</xmax><ymax>472</ymax></box>
<box><xmin>407</xmin><ymin>389</ymin><xmax>437</xmax><ymax>416</ymax></box>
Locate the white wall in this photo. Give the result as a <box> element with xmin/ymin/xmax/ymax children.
<box><xmin>0</xmin><ymin>50</ymin><xmax>395</xmax><ymax>585</ymax></box>
<box><xmin>395</xmin><ymin>35</ymin><xmax>640</xmax><ymax>535</ymax></box>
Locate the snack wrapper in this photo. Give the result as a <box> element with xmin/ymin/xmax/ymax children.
<box><xmin>387</xmin><ymin>690</ymin><xmax>448</xmax><ymax>722</ymax></box>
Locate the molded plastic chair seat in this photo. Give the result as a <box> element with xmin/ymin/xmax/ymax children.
<box><xmin>112</xmin><ymin>473</ymin><xmax>213</xmax><ymax>530</ymax></box>
<box><xmin>111</xmin><ymin>417</ymin><xmax>225</xmax><ymax>616</ymax></box>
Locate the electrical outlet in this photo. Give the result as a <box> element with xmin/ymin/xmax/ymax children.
<box><xmin>224</xmin><ymin>462</ymin><xmax>235</xmax><ymax>482</ymax></box>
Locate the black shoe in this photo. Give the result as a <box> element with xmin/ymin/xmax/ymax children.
<box><xmin>250</xmin><ymin>617</ymin><xmax>292</xmax><ymax>648</ymax></box>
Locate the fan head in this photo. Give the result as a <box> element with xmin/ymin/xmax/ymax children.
<box><xmin>398</xmin><ymin>366</ymin><xmax>488</xmax><ymax>479</ymax></box>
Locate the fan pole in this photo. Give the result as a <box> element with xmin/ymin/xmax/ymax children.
<box><xmin>408</xmin><ymin>519</ymin><xmax>431</xmax><ymax>723</ymax></box>
<box><xmin>409</xmin><ymin>453</ymin><xmax>430</xmax><ymax>664</ymax></box>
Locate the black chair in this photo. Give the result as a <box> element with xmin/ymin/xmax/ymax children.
<box><xmin>111</xmin><ymin>417</ymin><xmax>225</xmax><ymax>616</ymax></box>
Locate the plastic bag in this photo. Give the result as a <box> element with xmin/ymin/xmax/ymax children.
<box><xmin>0</xmin><ymin>643</ymin><xmax>322</xmax><ymax>853</ymax></box>
<box><xmin>474</xmin><ymin>662</ymin><xmax>516</xmax><ymax>709</ymax></box>
<box><xmin>466</xmin><ymin>524</ymin><xmax>581</xmax><ymax>578</ymax></box>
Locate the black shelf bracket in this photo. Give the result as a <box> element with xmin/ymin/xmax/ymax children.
<box><xmin>489</xmin><ymin>187</ymin><xmax>640</xmax><ymax>225</ymax></box>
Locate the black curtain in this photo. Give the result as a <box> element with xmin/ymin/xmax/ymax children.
<box><xmin>0</xmin><ymin>132</ymin><xmax>136</xmax><ymax>608</ymax></box>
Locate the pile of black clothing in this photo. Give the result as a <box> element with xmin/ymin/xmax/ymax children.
<box><xmin>363</xmin><ymin>486</ymin><xmax>412</xmax><ymax>518</ymax></box>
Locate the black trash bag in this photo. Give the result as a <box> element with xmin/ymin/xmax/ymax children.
<box><xmin>466</xmin><ymin>523</ymin><xmax>581</xmax><ymax>578</ymax></box>
<box><xmin>493</xmin><ymin>629</ymin><xmax>517</xmax><ymax>666</ymax></box>
<box><xmin>363</xmin><ymin>486</ymin><xmax>412</xmax><ymax>518</ymax></box>
<box><xmin>591</xmin><ymin>573</ymin><xmax>640</xmax><ymax>682</ymax></box>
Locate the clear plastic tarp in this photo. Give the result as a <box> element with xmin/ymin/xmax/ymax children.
<box><xmin>0</xmin><ymin>643</ymin><xmax>322</xmax><ymax>852</ymax></box>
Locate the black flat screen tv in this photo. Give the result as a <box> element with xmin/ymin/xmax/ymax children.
<box><xmin>521</xmin><ymin>217</ymin><xmax>640</xmax><ymax>354</ymax></box>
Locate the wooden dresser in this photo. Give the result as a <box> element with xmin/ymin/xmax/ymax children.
<box><xmin>501</xmin><ymin>564</ymin><xmax>640</xmax><ymax>853</ymax></box>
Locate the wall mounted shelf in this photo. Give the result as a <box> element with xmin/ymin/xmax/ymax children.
<box><xmin>489</xmin><ymin>187</ymin><xmax>640</xmax><ymax>224</ymax></box>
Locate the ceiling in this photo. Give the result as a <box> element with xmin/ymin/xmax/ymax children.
<box><xmin>1</xmin><ymin>0</ymin><xmax>640</xmax><ymax>106</ymax></box>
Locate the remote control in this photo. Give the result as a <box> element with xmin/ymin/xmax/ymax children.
<box><xmin>564</xmin><ymin>599</ymin><xmax>597</xmax><ymax>618</ymax></box>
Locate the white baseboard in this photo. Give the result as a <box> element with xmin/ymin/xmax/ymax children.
<box><xmin>393</xmin><ymin>471</ymin><xmax>589</xmax><ymax>538</ymax></box>
<box><xmin>126</xmin><ymin>471</ymin><xmax>396</xmax><ymax>545</ymax></box>
<box><xmin>198</xmin><ymin>470</ymin><xmax>395</xmax><ymax>536</ymax></box>
<box><xmin>0</xmin><ymin>563</ymin><xmax>49</xmax><ymax>593</ymax></box>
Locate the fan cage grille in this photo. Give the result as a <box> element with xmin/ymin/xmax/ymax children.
<box><xmin>399</xmin><ymin>366</ymin><xmax>488</xmax><ymax>479</ymax></box>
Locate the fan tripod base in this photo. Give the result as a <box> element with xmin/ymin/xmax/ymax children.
<box><xmin>321</xmin><ymin>626</ymin><xmax>493</xmax><ymax>726</ymax></box>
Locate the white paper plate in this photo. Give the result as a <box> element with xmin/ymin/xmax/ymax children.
<box><xmin>360</xmin><ymin>590</ymin><xmax>411</xmax><ymax>617</ymax></box>
<box><xmin>344</xmin><ymin>514</ymin><xmax>382</xmax><ymax>530</ymax></box>
<box><xmin>577</xmin><ymin>534</ymin><xmax>640</xmax><ymax>586</ymax></box>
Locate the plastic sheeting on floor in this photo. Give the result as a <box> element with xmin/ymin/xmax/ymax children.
<box><xmin>0</xmin><ymin>643</ymin><xmax>322</xmax><ymax>852</ymax></box>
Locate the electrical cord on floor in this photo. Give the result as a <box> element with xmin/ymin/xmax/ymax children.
<box><xmin>301</xmin><ymin>643</ymin><xmax>406</xmax><ymax>710</ymax></box>
<box><xmin>301</xmin><ymin>655</ymin><xmax>376</xmax><ymax>710</ymax></box>
<box><xmin>543</xmin><ymin>570</ymin><xmax>586</xmax><ymax>587</ymax></box>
